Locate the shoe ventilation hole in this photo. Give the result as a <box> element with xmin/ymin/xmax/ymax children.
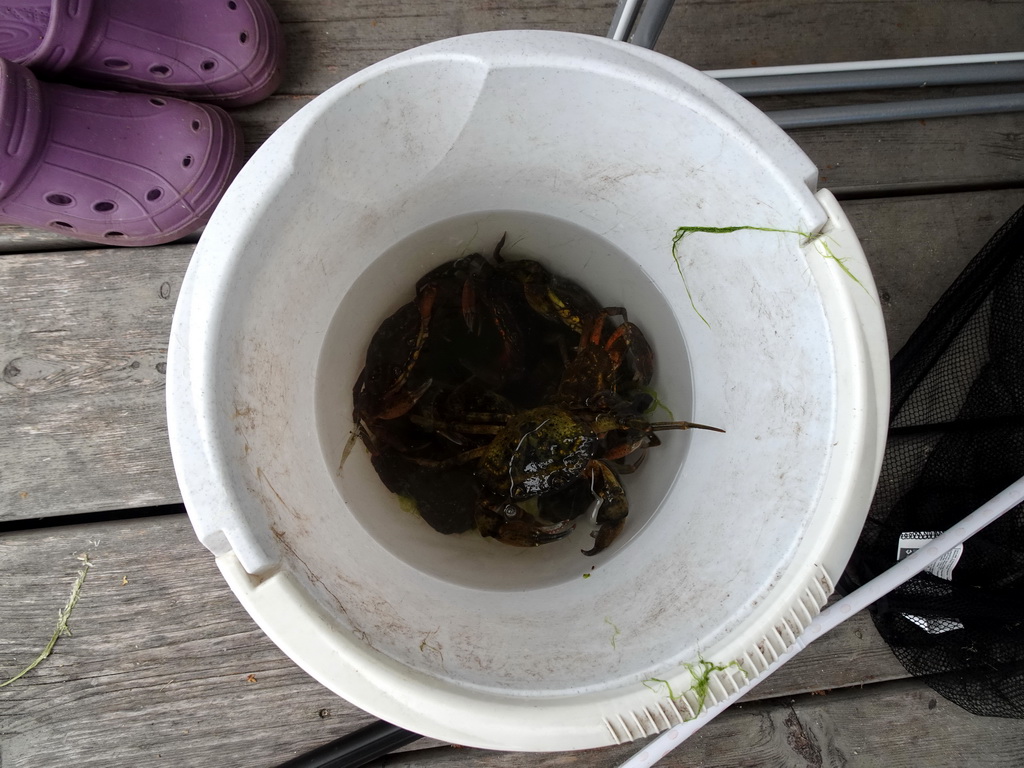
<box><xmin>239</xmin><ymin>32</ymin><xmax>249</xmax><ymax>44</ymax></box>
<box><xmin>201</xmin><ymin>60</ymin><xmax>217</xmax><ymax>71</ymax></box>
<box><xmin>149</xmin><ymin>64</ymin><xmax>171</xmax><ymax>77</ymax></box>
<box><xmin>150</xmin><ymin>97</ymin><xmax>166</xmax><ymax>106</ymax></box>
<box><xmin>50</xmin><ymin>221</ymin><xmax>73</xmax><ymax>229</ymax></box>
<box><xmin>46</xmin><ymin>193</ymin><xmax>73</xmax><ymax>206</ymax></box>
<box><xmin>104</xmin><ymin>231</ymin><xmax>125</xmax><ymax>239</ymax></box>
<box><xmin>146</xmin><ymin>188</ymin><xmax>163</xmax><ymax>202</ymax></box>
<box><xmin>182</xmin><ymin>155</ymin><xmax>194</xmax><ymax>168</ymax></box>
<box><xmin>191</xmin><ymin>119</ymin><xmax>201</xmax><ymax>131</ymax></box>
<box><xmin>103</xmin><ymin>58</ymin><xmax>131</xmax><ymax>70</ymax></box>
<box><xmin>93</xmin><ymin>201</ymin><xmax>116</xmax><ymax>213</ymax></box>
<box><xmin>228</xmin><ymin>0</ymin><xmax>237</xmax><ymax>8</ymax></box>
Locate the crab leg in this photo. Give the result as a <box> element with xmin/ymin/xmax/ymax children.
<box><xmin>647</xmin><ymin>421</ymin><xmax>726</xmax><ymax>433</ymax></box>
<box><xmin>605</xmin><ymin>320</ymin><xmax>654</xmax><ymax>386</ymax></box>
<box><xmin>403</xmin><ymin>445</ymin><xmax>490</xmax><ymax>470</ymax></box>
<box><xmin>475</xmin><ymin>502</ymin><xmax>576</xmax><ymax>547</ymax></box>
<box><xmin>407</xmin><ymin>415</ymin><xmax>505</xmax><ymax>434</ymax></box>
<box><xmin>374</xmin><ymin>282</ymin><xmax>440</xmax><ymax>420</ymax></box>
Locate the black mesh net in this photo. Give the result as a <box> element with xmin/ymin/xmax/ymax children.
<box><xmin>839</xmin><ymin>204</ymin><xmax>1024</xmax><ymax>719</ymax></box>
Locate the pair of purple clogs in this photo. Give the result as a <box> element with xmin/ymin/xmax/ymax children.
<box><xmin>0</xmin><ymin>0</ymin><xmax>284</xmax><ymax>246</ymax></box>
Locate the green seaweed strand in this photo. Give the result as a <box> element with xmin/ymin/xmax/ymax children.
<box><xmin>681</xmin><ymin>659</ymin><xmax>738</xmax><ymax>715</ymax></box>
<box><xmin>671</xmin><ymin>224</ymin><xmax>868</xmax><ymax>326</ymax></box>
<box><xmin>670</xmin><ymin>228</ymin><xmax>711</xmax><ymax>328</ymax></box>
<box><xmin>812</xmin><ymin>236</ymin><xmax>868</xmax><ymax>292</ymax></box>
<box><xmin>0</xmin><ymin>555</ymin><xmax>90</xmax><ymax>689</ymax></box>
<box><xmin>643</xmin><ymin>658</ymin><xmax>746</xmax><ymax>719</ymax></box>
<box><xmin>643</xmin><ymin>676</ymin><xmax>678</xmax><ymax>700</ymax></box>
<box><xmin>605</xmin><ymin>617</ymin><xmax>622</xmax><ymax>649</ymax></box>
<box><xmin>638</xmin><ymin>385</ymin><xmax>676</xmax><ymax>420</ymax></box>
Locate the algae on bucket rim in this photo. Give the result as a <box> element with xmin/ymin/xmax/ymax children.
<box><xmin>670</xmin><ymin>225</ymin><xmax>867</xmax><ymax>327</ymax></box>
<box><xmin>605</xmin><ymin>616</ymin><xmax>622</xmax><ymax>649</ymax></box>
<box><xmin>643</xmin><ymin>657</ymin><xmax>746</xmax><ymax>719</ymax></box>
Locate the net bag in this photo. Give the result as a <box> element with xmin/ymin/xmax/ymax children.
<box><xmin>840</xmin><ymin>204</ymin><xmax>1024</xmax><ymax>718</ymax></box>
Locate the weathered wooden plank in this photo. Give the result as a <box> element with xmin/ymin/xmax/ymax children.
<box><xmin>264</xmin><ymin>0</ymin><xmax>1024</xmax><ymax>93</ymax></box>
<box><xmin>654</xmin><ymin>0</ymin><xmax>1024</xmax><ymax>71</ymax></box>
<box><xmin>0</xmin><ymin>513</ymin><xmax>923</xmax><ymax>767</ymax></box>
<box><xmin>4</xmin><ymin>189</ymin><xmax>1021</xmax><ymax>521</ymax></box>
<box><xmin>843</xmin><ymin>190</ymin><xmax>1024</xmax><ymax>352</ymax></box>
<box><xmin>0</xmin><ymin>514</ymin><xmax>443</xmax><ymax>767</ymax></box>
<box><xmin>0</xmin><ymin>246</ymin><xmax>192</xmax><ymax>518</ymax></box>
<box><xmin>794</xmin><ymin>115</ymin><xmax>1024</xmax><ymax>196</ymax></box>
<box><xmin>1</xmin><ymin>516</ymin><xmax>1020</xmax><ymax>766</ymax></box>
<box><xmin>0</xmin><ymin>226</ymin><xmax>201</xmax><ymax>255</ymax></box>
<box><xmin>378</xmin><ymin>679</ymin><xmax>1024</xmax><ymax>767</ymax></box>
<box><xmin>209</xmin><ymin>0</ymin><xmax>1024</xmax><ymax>91</ymax></box>
<box><xmin>0</xmin><ymin>226</ymin><xmax>96</xmax><ymax>255</ymax></box>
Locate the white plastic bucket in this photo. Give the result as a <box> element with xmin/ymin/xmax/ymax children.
<box><xmin>167</xmin><ymin>31</ymin><xmax>889</xmax><ymax>751</ymax></box>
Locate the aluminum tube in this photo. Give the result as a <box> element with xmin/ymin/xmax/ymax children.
<box><xmin>608</xmin><ymin>0</ymin><xmax>643</xmax><ymax>41</ymax></box>
<box><xmin>618</xmin><ymin>474</ymin><xmax>1024</xmax><ymax>768</ymax></box>
<box><xmin>720</xmin><ymin>61</ymin><xmax>1024</xmax><ymax>96</ymax></box>
<box><xmin>629</xmin><ymin>0</ymin><xmax>677</xmax><ymax>49</ymax></box>
<box><xmin>767</xmin><ymin>91</ymin><xmax>1024</xmax><ymax>129</ymax></box>
<box><xmin>707</xmin><ymin>52</ymin><xmax>1024</xmax><ymax>79</ymax></box>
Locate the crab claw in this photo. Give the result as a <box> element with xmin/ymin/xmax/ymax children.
<box><xmin>583</xmin><ymin>518</ymin><xmax>625</xmax><ymax>557</ymax></box>
<box><xmin>476</xmin><ymin>503</ymin><xmax>575</xmax><ymax>547</ymax></box>
<box><xmin>376</xmin><ymin>376</ymin><xmax>433</xmax><ymax>420</ymax></box>
<box><xmin>581</xmin><ymin>462</ymin><xmax>629</xmax><ymax>557</ymax></box>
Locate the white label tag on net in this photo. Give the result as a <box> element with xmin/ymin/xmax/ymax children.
<box><xmin>896</xmin><ymin>531</ymin><xmax>964</xmax><ymax>580</ymax></box>
<box><xmin>896</xmin><ymin>531</ymin><xmax>965</xmax><ymax>634</ymax></box>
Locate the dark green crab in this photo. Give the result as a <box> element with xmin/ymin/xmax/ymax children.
<box><xmin>352</xmin><ymin>237</ymin><xmax>724</xmax><ymax>556</ymax></box>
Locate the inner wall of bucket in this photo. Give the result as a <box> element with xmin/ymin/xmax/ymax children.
<box><xmin>316</xmin><ymin>210</ymin><xmax>696</xmax><ymax>591</ymax></box>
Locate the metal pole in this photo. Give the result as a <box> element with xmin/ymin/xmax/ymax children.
<box><xmin>629</xmin><ymin>0</ymin><xmax>677</xmax><ymax>49</ymax></box>
<box><xmin>719</xmin><ymin>61</ymin><xmax>1024</xmax><ymax>96</ymax></box>
<box><xmin>608</xmin><ymin>0</ymin><xmax>643</xmax><ymax>42</ymax></box>
<box><xmin>767</xmin><ymin>91</ymin><xmax>1024</xmax><ymax>129</ymax></box>
<box><xmin>707</xmin><ymin>52</ymin><xmax>1024</xmax><ymax>79</ymax></box>
<box><xmin>618</xmin><ymin>474</ymin><xmax>1024</xmax><ymax>768</ymax></box>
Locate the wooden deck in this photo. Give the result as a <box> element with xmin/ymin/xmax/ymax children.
<box><xmin>3</xmin><ymin>1</ymin><xmax>1024</xmax><ymax>765</ymax></box>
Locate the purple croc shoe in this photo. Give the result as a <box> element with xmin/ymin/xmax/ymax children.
<box><xmin>0</xmin><ymin>0</ymin><xmax>283</xmax><ymax>106</ymax></box>
<box><xmin>0</xmin><ymin>58</ymin><xmax>243</xmax><ymax>246</ymax></box>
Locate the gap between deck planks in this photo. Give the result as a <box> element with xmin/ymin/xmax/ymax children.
<box><xmin>2</xmin><ymin>514</ymin><xmax>1023</xmax><ymax>768</ymax></box>
<box><xmin>2</xmin><ymin>188</ymin><xmax>1023</xmax><ymax>522</ymax></box>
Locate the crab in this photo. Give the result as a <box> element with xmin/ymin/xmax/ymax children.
<box><xmin>352</xmin><ymin>255</ymin><xmax>493</xmax><ymax>425</ymax></box>
<box><xmin>351</xmin><ymin>237</ymin><xmax>724</xmax><ymax>556</ymax></box>
<box><xmin>352</xmin><ymin>235</ymin><xmax>599</xmax><ymax>429</ymax></box>
<box><xmin>476</xmin><ymin>404</ymin><xmax>722</xmax><ymax>554</ymax></box>
<box><xmin>396</xmin><ymin>307</ymin><xmax>723</xmax><ymax>555</ymax></box>
<box><xmin>462</xmin><ymin>310</ymin><xmax>723</xmax><ymax>555</ymax></box>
